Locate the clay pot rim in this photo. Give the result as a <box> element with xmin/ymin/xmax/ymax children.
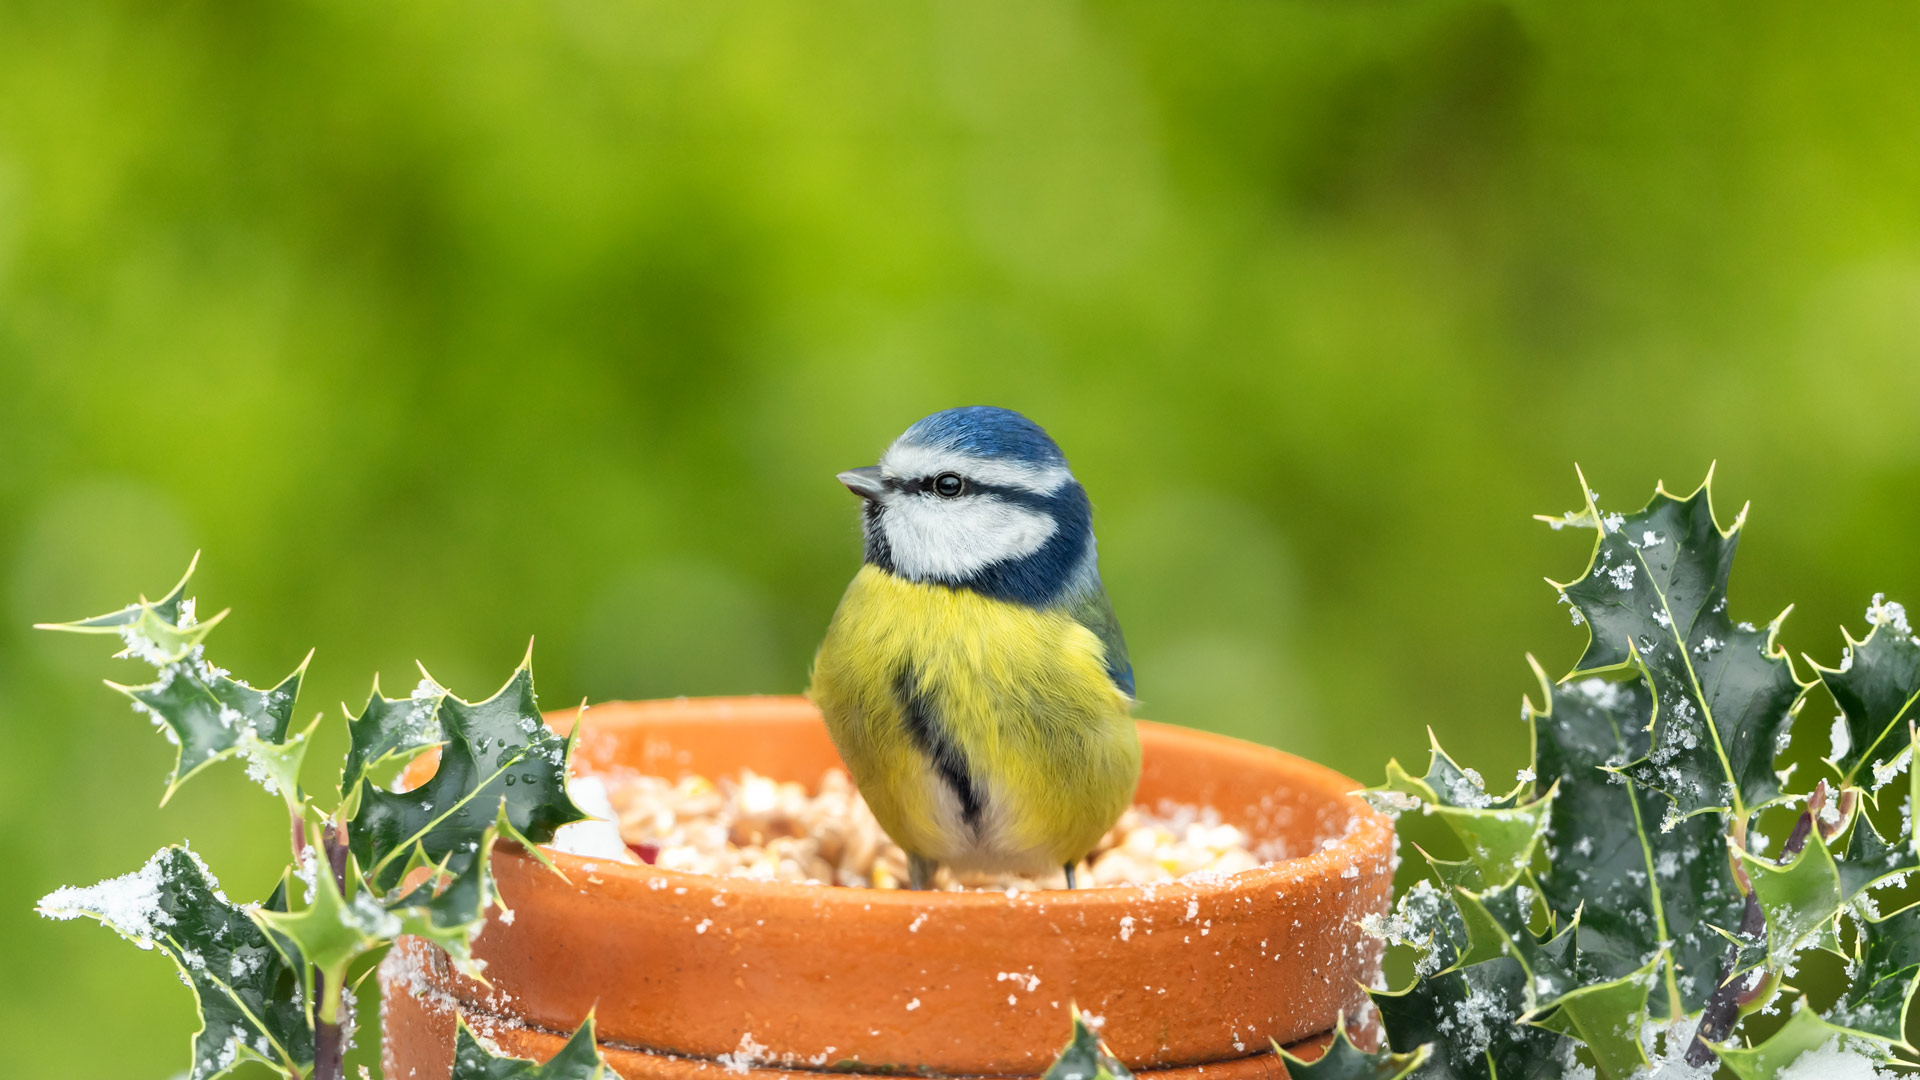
<box><xmin>539</xmin><ymin>694</ymin><xmax>1389</xmax><ymax>911</ymax></box>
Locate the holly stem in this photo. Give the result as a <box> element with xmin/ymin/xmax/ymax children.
<box><xmin>308</xmin><ymin>821</ymin><xmax>353</xmax><ymax>1080</ymax></box>
<box><xmin>1685</xmin><ymin>805</ymin><xmax>1816</xmax><ymax>1066</ymax></box>
<box><xmin>312</xmin><ymin>966</ymin><xmax>345</xmax><ymax>1080</ymax></box>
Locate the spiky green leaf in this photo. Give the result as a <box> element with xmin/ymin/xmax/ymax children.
<box><xmin>37</xmin><ymin>846</ymin><xmax>312</xmax><ymax>1080</ymax></box>
<box><xmin>1275</xmin><ymin>1018</ymin><xmax>1428</xmax><ymax>1080</ymax></box>
<box><xmin>1838</xmin><ymin>801</ymin><xmax>1918</xmax><ymax>905</ymax></box>
<box><xmin>349</xmin><ymin>662</ymin><xmax>586</xmax><ymax>894</ymax></box>
<box><xmin>36</xmin><ymin>558</ymin><xmax>310</xmax><ymax>799</ymax></box>
<box><xmin>1043</xmin><ymin>1012</ymin><xmax>1134</xmax><ymax>1080</ymax></box>
<box><xmin>1529</xmin><ymin>667</ymin><xmax>1746</xmax><ymax>1016</ymax></box>
<box><xmin>1364</xmin><ymin>878</ymin><xmax>1473</xmax><ymax>984</ymax></box>
<box><xmin>1714</xmin><ymin>999</ymin><xmax>1900</xmax><ymax>1080</ymax></box>
<box><xmin>1814</xmin><ymin>599</ymin><xmax>1920</xmax><ymax>789</ymax></box>
<box><xmin>1826</xmin><ymin>898</ymin><xmax>1920</xmax><ymax>1051</ymax></box>
<box><xmin>1445</xmin><ymin>871</ymin><xmax>1657</xmax><ymax>1079</ymax></box>
<box><xmin>1556</xmin><ymin>473</ymin><xmax>1807</xmax><ymax>820</ymax></box>
<box><xmin>1528</xmin><ymin>955</ymin><xmax>1661</xmax><ymax>1080</ymax></box>
<box><xmin>1373</xmin><ymin>735</ymin><xmax>1554</xmax><ymax>891</ymax></box>
<box><xmin>1451</xmin><ymin>884</ymin><xmax>1580</xmax><ymax>1008</ymax></box>
<box><xmin>341</xmin><ymin>675</ymin><xmax>449</xmax><ymax>794</ymax></box>
<box><xmin>34</xmin><ymin>553</ymin><xmax>219</xmax><ymax>660</ymax></box>
<box><xmin>251</xmin><ymin>844</ymin><xmax>392</xmax><ymax>1025</ymax></box>
<box><xmin>382</xmin><ymin>804</ymin><xmax>529</xmax><ymax>980</ymax></box>
<box><xmin>1740</xmin><ymin>828</ymin><xmax>1843</xmax><ymax>967</ymax></box>
<box><xmin>1372</xmin><ymin>955</ymin><xmax>1578</xmax><ymax>1080</ymax></box>
<box><xmin>452</xmin><ymin>1015</ymin><xmax>606</xmax><ymax>1080</ymax></box>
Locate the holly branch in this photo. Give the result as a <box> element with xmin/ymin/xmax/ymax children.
<box><xmin>34</xmin><ymin>559</ymin><xmax>599</xmax><ymax>1080</ymax></box>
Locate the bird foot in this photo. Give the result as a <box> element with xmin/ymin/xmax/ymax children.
<box><xmin>907</xmin><ymin>853</ymin><xmax>939</xmax><ymax>891</ymax></box>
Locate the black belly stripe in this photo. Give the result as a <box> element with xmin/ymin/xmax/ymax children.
<box><xmin>893</xmin><ymin>667</ymin><xmax>983</xmax><ymax>832</ymax></box>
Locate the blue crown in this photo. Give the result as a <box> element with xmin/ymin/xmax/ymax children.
<box><xmin>898</xmin><ymin>406</ymin><xmax>1066</xmax><ymax>465</ymax></box>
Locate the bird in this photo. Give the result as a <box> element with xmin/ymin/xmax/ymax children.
<box><xmin>809</xmin><ymin>406</ymin><xmax>1141</xmax><ymax>890</ymax></box>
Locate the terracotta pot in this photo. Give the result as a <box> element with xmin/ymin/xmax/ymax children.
<box><xmin>379</xmin><ymin>696</ymin><xmax>1393</xmax><ymax>1080</ymax></box>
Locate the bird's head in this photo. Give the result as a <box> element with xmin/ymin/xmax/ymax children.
<box><xmin>838</xmin><ymin>406</ymin><xmax>1094</xmax><ymax>602</ymax></box>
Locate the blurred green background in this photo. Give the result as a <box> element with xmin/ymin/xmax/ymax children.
<box><xmin>3</xmin><ymin>1</ymin><xmax>1918</xmax><ymax>1076</ymax></box>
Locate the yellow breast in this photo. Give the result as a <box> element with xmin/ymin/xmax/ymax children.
<box><xmin>808</xmin><ymin>565</ymin><xmax>1140</xmax><ymax>873</ymax></box>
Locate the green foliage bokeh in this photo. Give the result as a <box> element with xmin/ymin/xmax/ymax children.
<box><xmin>2</xmin><ymin>1</ymin><xmax>1917</xmax><ymax>1076</ymax></box>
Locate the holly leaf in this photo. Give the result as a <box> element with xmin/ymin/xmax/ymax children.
<box><xmin>1043</xmin><ymin>1011</ymin><xmax>1134</xmax><ymax>1080</ymax></box>
<box><xmin>1446</xmin><ymin>874</ymin><xmax>1657</xmax><ymax>1079</ymax></box>
<box><xmin>1714</xmin><ymin>999</ymin><xmax>1902</xmax><ymax>1080</ymax></box>
<box><xmin>1372</xmin><ymin>955</ymin><xmax>1578</xmax><ymax>1080</ymax></box>
<box><xmin>34</xmin><ymin>553</ymin><xmax>222</xmax><ymax>661</ymax></box>
<box><xmin>1372</xmin><ymin>734</ymin><xmax>1554</xmax><ymax>891</ymax></box>
<box><xmin>1275</xmin><ymin>1016</ymin><xmax>1429</xmax><ymax>1080</ymax></box>
<box><xmin>1528</xmin><ymin>664</ymin><xmax>1746</xmax><ymax>1016</ymax></box>
<box><xmin>452</xmin><ymin>1014</ymin><xmax>606</xmax><ymax>1080</ymax></box>
<box><xmin>1527</xmin><ymin>954</ymin><xmax>1662</xmax><ymax>1080</ymax></box>
<box><xmin>1739</xmin><ymin>827</ymin><xmax>1843</xmax><ymax>968</ymax></box>
<box><xmin>237</xmin><ymin>714</ymin><xmax>323</xmax><ymax>816</ymax></box>
<box><xmin>252</xmin><ymin>842</ymin><xmax>391</xmax><ymax>1026</ymax></box>
<box><xmin>383</xmin><ymin>805</ymin><xmax>523</xmax><ymax>980</ymax></box>
<box><xmin>1364</xmin><ymin>878</ymin><xmax>1473</xmax><ymax>982</ymax></box>
<box><xmin>1826</xmin><ymin>898</ymin><xmax>1920</xmax><ymax>1051</ymax></box>
<box><xmin>1451</xmin><ymin>883</ymin><xmax>1580</xmax><ymax>1008</ymax></box>
<box><xmin>37</xmin><ymin>846</ymin><xmax>313</xmax><ymax>1080</ymax></box>
<box><xmin>340</xmin><ymin>673</ymin><xmax>449</xmax><ymax>795</ymax></box>
<box><xmin>36</xmin><ymin>557</ymin><xmax>311</xmax><ymax>801</ymax></box>
<box><xmin>1553</xmin><ymin>469</ymin><xmax>1809</xmax><ymax>821</ymax></box>
<box><xmin>1813</xmin><ymin>598</ymin><xmax>1920</xmax><ymax>789</ymax></box>
<box><xmin>1838</xmin><ymin>799</ymin><xmax>1919</xmax><ymax>905</ymax></box>
<box><xmin>349</xmin><ymin>658</ymin><xmax>587</xmax><ymax>895</ymax></box>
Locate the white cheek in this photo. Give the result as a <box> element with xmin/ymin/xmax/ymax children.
<box><xmin>882</xmin><ymin>497</ymin><xmax>1057</xmax><ymax>580</ymax></box>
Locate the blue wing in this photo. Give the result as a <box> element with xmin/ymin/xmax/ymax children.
<box><xmin>1063</xmin><ymin>581</ymin><xmax>1134</xmax><ymax>698</ymax></box>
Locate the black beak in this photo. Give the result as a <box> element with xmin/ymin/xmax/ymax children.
<box><xmin>837</xmin><ymin>466</ymin><xmax>887</xmax><ymax>500</ymax></box>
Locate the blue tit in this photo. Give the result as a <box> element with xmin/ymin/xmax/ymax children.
<box><xmin>809</xmin><ymin>406</ymin><xmax>1140</xmax><ymax>890</ymax></box>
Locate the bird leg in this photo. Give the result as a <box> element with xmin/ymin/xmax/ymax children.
<box><xmin>908</xmin><ymin>853</ymin><xmax>939</xmax><ymax>891</ymax></box>
<box><xmin>1062</xmin><ymin>863</ymin><xmax>1077</xmax><ymax>890</ymax></box>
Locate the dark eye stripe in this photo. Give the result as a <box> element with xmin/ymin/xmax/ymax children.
<box><xmin>900</xmin><ymin>474</ymin><xmax>965</xmax><ymax>496</ymax></box>
<box><xmin>898</xmin><ymin>475</ymin><xmax>1060</xmax><ymax>509</ymax></box>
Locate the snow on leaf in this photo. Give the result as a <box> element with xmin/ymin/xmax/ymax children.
<box><xmin>1527</xmin><ymin>661</ymin><xmax>1744</xmax><ymax>1018</ymax></box>
<box><xmin>1371</xmin><ymin>953</ymin><xmax>1577</xmax><ymax>1080</ymax></box>
<box><xmin>1554</xmin><ymin>470</ymin><xmax>1808</xmax><ymax>820</ymax></box>
<box><xmin>382</xmin><ymin>806</ymin><xmax>517</xmax><ymax>980</ymax></box>
<box><xmin>451</xmin><ymin>1014</ymin><xmax>606</xmax><ymax>1080</ymax></box>
<box><xmin>36</xmin><ymin>846</ymin><xmax>311</xmax><ymax>1080</ymax></box>
<box><xmin>340</xmin><ymin>675</ymin><xmax>449</xmax><ymax>795</ymax></box>
<box><xmin>36</xmin><ymin>558</ymin><xmax>310</xmax><ymax>800</ymax></box>
<box><xmin>1825</xmin><ymin>898</ymin><xmax>1920</xmax><ymax>1053</ymax></box>
<box><xmin>1446</xmin><ymin>869</ymin><xmax>1659</xmax><ymax>1078</ymax></box>
<box><xmin>1527</xmin><ymin>953</ymin><xmax>1663</xmax><ymax>1080</ymax></box>
<box><xmin>34</xmin><ymin>553</ymin><xmax>217</xmax><ymax>662</ymax></box>
<box><xmin>1837</xmin><ymin>799</ymin><xmax>1919</xmax><ymax>906</ymax></box>
<box><xmin>1739</xmin><ymin>827</ymin><xmax>1843</xmax><ymax>969</ymax></box>
<box><xmin>251</xmin><ymin>842</ymin><xmax>392</xmax><ymax>1026</ymax></box>
<box><xmin>1450</xmin><ymin>884</ymin><xmax>1580</xmax><ymax>1010</ymax></box>
<box><xmin>1370</xmin><ymin>733</ymin><xmax>1553</xmax><ymax>892</ymax></box>
<box><xmin>348</xmin><ymin>659</ymin><xmax>587</xmax><ymax>895</ymax></box>
<box><xmin>1714</xmin><ymin>999</ymin><xmax>1904</xmax><ymax>1080</ymax></box>
<box><xmin>1811</xmin><ymin>607</ymin><xmax>1920</xmax><ymax>789</ymax></box>
<box><xmin>1364</xmin><ymin>878</ymin><xmax>1471</xmax><ymax>980</ymax></box>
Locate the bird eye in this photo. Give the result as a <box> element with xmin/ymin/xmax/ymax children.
<box><xmin>933</xmin><ymin>472</ymin><xmax>965</xmax><ymax>498</ymax></box>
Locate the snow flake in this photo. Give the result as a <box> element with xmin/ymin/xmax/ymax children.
<box><xmin>1866</xmin><ymin>593</ymin><xmax>1912</xmax><ymax>636</ymax></box>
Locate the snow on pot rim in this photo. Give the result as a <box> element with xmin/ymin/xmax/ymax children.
<box><xmin>383</xmin><ymin>695</ymin><xmax>1394</xmax><ymax>1079</ymax></box>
